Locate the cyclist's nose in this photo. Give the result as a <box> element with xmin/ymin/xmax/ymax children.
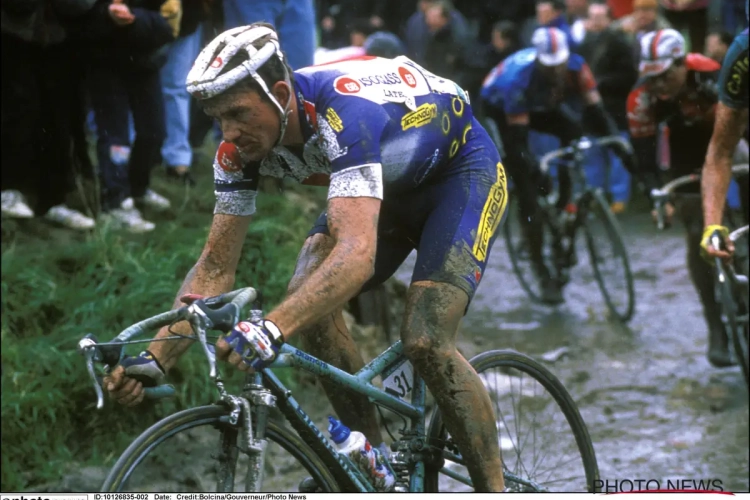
<box><xmin>220</xmin><ymin>120</ymin><xmax>242</xmax><ymax>144</ymax></box>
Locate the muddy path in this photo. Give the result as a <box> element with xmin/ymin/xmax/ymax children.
<box><xmin>44</xmin><ymin>209</ymin><xmax>748</xmax><ymax>493</ymax></box>
<box><xmin>393</xmin><ymin>209</ymin><xmax>749</xmax><ymax>492</ymax></box>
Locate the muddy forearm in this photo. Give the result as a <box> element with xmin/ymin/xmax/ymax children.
<box><xmin>267</xmin><ymin>243</ymin><xmax>374</xmax><ymax>339</ymax></box>
<box><xmin>701</xmin><ymin>154</ymin><xmax>733</xmax><ymax>228</ymax></box>
<box><xmin>702</xmin><ymin>104</ymin><xmax>746</xmax><ymax>228</ymax></box>
<box><xmin>148</xmin><ymin>260</ymin><xmax>236</xmax><ymax>371</ymax></box>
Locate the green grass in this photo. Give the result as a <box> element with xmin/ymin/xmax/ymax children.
<box><xmin>0</xmin><ymin>153</ymin><xmax>326</xmax><ymax>491</ymax></box>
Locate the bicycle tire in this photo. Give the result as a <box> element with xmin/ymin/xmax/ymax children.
<box><xmin>503</xmin><ymin>199</ymin><xmax>558</xmax><ymax>303</ymax></box>
<box><xmin>581</xmin><ymin>190</ymin><xmax>635</xmax><ymax>322</ymax></box>
<box><xmin>424</xmin><ymin>349</ymin><xmax>599</xmax><ymax>492</ymax></box>
<box><xmin>101</xmin><ymin>404</ymin><xmax>340</xmax><ymax>492</ymax></box>
<box><xmin>717</xmin><ymin>265</ymin><xmax>750</xmax><ymax>388</ymax></box>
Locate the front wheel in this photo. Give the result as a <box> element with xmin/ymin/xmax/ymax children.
<box><xmin>424</xmin><ymin>350</ymin><xmax>599</xmax><ymax>492</ymax></box>
<box><xmin>503</xmin><ymin>199</ymin><xmax>562</xmax><ymax>303</ymax></box>
<box><xmin>580</xmin><ymin>190</ymin><xmax>635</xmax><ymax>322</ymax></box>
<box><xmin>102</xmin><ymin>405</ymin><xmax>339</xmax><ymax>492</ymax></box>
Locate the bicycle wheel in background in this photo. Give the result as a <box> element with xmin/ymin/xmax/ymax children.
<box><xmin>102</xmin><ymin>405</ymin><xmax>339</xmax><ymax>492</ymax></box>
<box><xmin>503</xmin><ymin>200</ymin><xmax>560</xmax><ymax>303</ymax></box>
<box><xmin>716</xmin><ymin>261</ymin><xmax>750</xmax><ymax>389</ymax></box>
<box><xmin>579</xmin><ymin>190</ymin><xmax>635</xmax><ymax>322</ymax></box>
<box><xmin>424</xmin><ymin>350</ymin><xmax>599</xmax><ymax>492</ymax></box>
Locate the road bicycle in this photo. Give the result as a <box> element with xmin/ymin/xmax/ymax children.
<box><xmin>711</xmin><ymin>225</ymin><xmax>749</xmax><ymax>389</ymax></box>
<box><xmin>78</xmin><ymin>287</ymin><xmax>600</xmax><ymax>492</ymax></box>
<box><xmin>651</xmin><ymin>163</ymin><xmax>749</xmax><ymax>388</ymax></box>
<box><xmin>494</xmin><ymin>129</ymin><xmax>636</xmax><ymax>322</ymax></box>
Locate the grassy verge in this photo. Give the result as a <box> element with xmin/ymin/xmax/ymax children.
<box><xmin>0</xmin><ymin>154</ymin><xmax>325</xmax><ymax>491</ymax></box>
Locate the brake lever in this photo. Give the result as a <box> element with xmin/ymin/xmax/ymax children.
<box><xmin>78</xmin><ymin>336</ymin><xmax>105</xmax><ymax>409</ymax></box>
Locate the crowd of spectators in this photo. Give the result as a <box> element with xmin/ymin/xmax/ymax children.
<box><xmin>1</xmin><ymin>0</ymin><xmax>746</xmax><ymax>232</ymax></box>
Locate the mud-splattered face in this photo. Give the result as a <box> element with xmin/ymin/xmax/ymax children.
<box><xmin>648</xmin><ymin>63</ymin><xmax>687</xmax><ymax>100</ymax></box>
<box><xmin>202</xmin><ymin>88</ymin><xmax>281</xmax><ymax>162</ymax></box>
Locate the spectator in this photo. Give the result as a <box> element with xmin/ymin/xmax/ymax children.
<box><xmin>659</xmin><ymin>0</ymin><xmax>709</xmax><ymax>53</ymax></box>
<box><xmin>704</xmin><ymin>30</ymin><xmax>734</xmax><ymax>62</ymax></box>
<box><xmin>1</xmin><ymin>0</ymin><xmax>97</xmax><ymax>229</ymax></box>
<box><xmin>347</xmin><ymin>18</ymin><xmax>376</xmax><ymax>47</ymax></box>
<box><xmin>579</xmin><ymin>1</ymin><xmax>638</xmax><ymax>212</ymax></box>
<box><xmin>612</xmin><ymin>0</ymin><xmax>672</xmax><ymax>58</ymax></box>
<box><xmin>421</xmin><ymin>1</ymin><xmax>466</xmax><ymax>79</ymax></box>
<box><xmin>607</xmin><ymin>0</ymin><xmax>634</xmax><ymax>19</ymax></box>
<box><xmin>521</xmin><ymin>0</ymin><xmax>580</xmax><ymax>51</ymax></box>
<box><xmin>75</xmin><ymin>0</ymin><xmax>176</xmax><ymax>233</ymax></box>
<box><xmin>404</xmin><ymin>0</ymin><xmax>470</xmax><ymax>68</ymax></box>
<box><xmin>318</xmin><ymin>0</ymin><xmax>386</xmax><ymax>49</ymax></box>
<box><xmin>462</xmin><ymin>21</ymin><xmax>520</xmax><ymax>103</ymax></box>
<box><xmin>566</xmin><ymin>0</ymin><xmax>590</xmax><ymax>44</ymax></box>
<box><xmin>363</xmin><ymin>31</ymin><xmax>406</xmax><ymax>58</ymax></box>
<box><xmin>225</xmin><ymin>0</ymin><xmax>316</xmax><ymax>69</ymax></box>
<box><xmin>161</xmin><ymin>1</ymin><xmax>211</xmax><ymax>186</ymax></box>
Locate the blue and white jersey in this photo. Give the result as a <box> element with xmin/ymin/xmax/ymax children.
<box><xmin>213</xmin><ymin>56</ymin><xmax>478</xmax><ymax>216</ymax></box>
<box><xmin>480</xmin><ymin>48</ymin><xmax>597</xmax><ymax>116</ymax></box>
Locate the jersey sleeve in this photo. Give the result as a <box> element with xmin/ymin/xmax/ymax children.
<box><xmin>212</xmin><ymin>141</ymin><xmax>260</xmax><ymax>216</ymax></box>
<box><xmin>576</xmin><ymin>62</ymin><xmax>598</xmax><ymax>95</ymax></box>
<box><xmin>316</xmin><ymin>94</ymin><xmax>390</xmax><ymax>200</ymax></box>
<box><xmin>626</xmin><ymin>85</ymin><xmax>657</xmax><ymax>138</ymax></box>
<box><xmin>717</xmin><ymin>32</ymin><xmax>749</xmax><ymax>110</ymax></box>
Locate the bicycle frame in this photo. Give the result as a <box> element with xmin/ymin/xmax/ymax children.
<box><xmin>651</xmin><ymin>163</ymin><xmax>749</xmax><ymax>231</ymax></box>
<box><xmin>261</xmin><ymin>341</ymin><xmax>437</xmax><ymax>492</ymax></box>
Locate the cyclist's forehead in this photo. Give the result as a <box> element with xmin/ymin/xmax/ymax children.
<box><xmin>202</xmin><ymin>89</ymin><xmax>261</xmax><ymax>118</ymax></box>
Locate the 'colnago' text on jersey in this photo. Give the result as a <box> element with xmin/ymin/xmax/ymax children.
<box><xmin>212</xmin><ymin>56</ymin><xmax>475</xmax><ymax>216</ymax></box>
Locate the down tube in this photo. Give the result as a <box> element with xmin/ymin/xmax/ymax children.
<box><xmin>410</xmin><ymin>373</ymin><xmax>427</xmax><ymax>492</ymax></box>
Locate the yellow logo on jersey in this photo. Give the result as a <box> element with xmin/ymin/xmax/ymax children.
<box><xmin>473</xmin><ymin>162</ymin><xmax>508</xmax><ymax>262</ymax></box>
<box><xmin>401</xmin><ymin>103</ymin><xmax>438</xmax><ymax>131</ymax></box>
<box><xmin>326</xmin><ymin>108</ymin><xmax>344</xmax><ymax>132</ymax></box>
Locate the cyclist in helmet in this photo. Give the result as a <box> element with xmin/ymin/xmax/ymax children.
<box><xmin>480</xmin><ymin>26</ymin><xmax>633</xmax><ymax>304</ymax></box>
<box><xmin>626</xmin><ymin>29</ymin><xmax>736</xmax><ymax>367</ymax></box>
<box><xmin>701</xmin><ymin>22</ymin><xmax>749</xmax><ymax>261</ymax></box>
<box><xmin>104</xmin><ymin>23</ymin><xmax>507</xmax><ymax>491</ymax></box>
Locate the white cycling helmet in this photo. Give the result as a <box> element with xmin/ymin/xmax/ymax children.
<box><xmin>186</xmin><ymin>25</ymin><xmax>293</xmax><ymax>145</ymax></box>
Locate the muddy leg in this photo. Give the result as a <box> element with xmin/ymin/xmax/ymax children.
<box><xmin>401</xmin><ymin>282</ymin><xmax>504</xmax><ymax>492</ymax></box>
<box><xmin>288</xmin><ymin>233</ymin><xmax>383</xmax><ymax>444</ymax></box>
<box><xmin>681</xmin><ymin>199</ymin><xmax>730</xmax><ymax>366</ymax></box>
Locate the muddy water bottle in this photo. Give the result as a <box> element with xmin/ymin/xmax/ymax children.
<box><xmin>328</xmin><ymin>416</ymin><xmax>396</xmax><ymax>491</ymax></box>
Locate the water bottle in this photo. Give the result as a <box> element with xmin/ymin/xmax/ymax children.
<box><xmin>328</xmin><ymin>416</ymin><xmax>396</xmax><ymax>492</ymax></box>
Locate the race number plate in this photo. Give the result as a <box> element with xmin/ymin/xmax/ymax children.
<box><xmin>382</xmin><ymin>360</ymin><xmax>414</xmax><ymax>399</ymax></box>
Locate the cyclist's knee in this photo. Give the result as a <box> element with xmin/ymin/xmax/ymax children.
<box><xmin>288</xmin><ymin>233</ymin><xmax>335</xmax><ymax>294</ymax></box>
<box><xmin>400</xmin><ymin>282</ymin><xmax>465</xmax><ymax>366</ymax></box>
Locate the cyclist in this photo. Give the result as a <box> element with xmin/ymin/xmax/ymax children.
<box><xmin>625</xmin><ymin>29</ymin><xmax>735</xmax><ymax>367</ymax></box>
<box><xmin>480</xmin><ymin>26</ymin><xmax>633</xmax><ymax>304</ymax></box>
<box><xmin>103</xmin><ymin>23</ymin><xmax>507</xmax><ymax>491</ymax></box>
<box><xmin>701</xmin><ymin>23</ymin><xmax>748</xmax><ymax>261</ymax></box>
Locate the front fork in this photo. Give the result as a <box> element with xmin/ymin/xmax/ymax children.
<box><xmin>215</xmin><ymin>373</ymin><xmax>277</xmax><ymax>492</ymax></box>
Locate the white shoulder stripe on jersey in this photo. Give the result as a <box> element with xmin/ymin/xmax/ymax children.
<box><xmin>214</xmin><ymin>190</ymin><xmax>258</xmax><ymax>216</ymax></box>
<box><xmin>328</xmin><ymin>163</ymin><xmax>384</xmax><ymax>200</ymax></box>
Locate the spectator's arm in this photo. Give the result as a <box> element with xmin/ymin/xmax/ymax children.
<box><xmin>119</xmin><ymin>6</ymin><xmax>174</xmax><ymax>49</ymax></box>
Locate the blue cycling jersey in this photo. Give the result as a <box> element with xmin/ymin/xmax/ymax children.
<box><xmin>213</xmin><ymin>55</ymin><xmax>477</xmax><ymax>216</ymax></box>
<box><xmin>480</xmin><ymin>48</ymin><xmax>596</xmax><ymax>116</ymax></box>
<box><xmin>211</xmin><ymin>55</ymin><xmax>507</xmax><ymax>300</ymax></box>
<box><xmin>717</xmin><ymin>29</ymin><xmax>749</xmax><ymax>110</ymax></box>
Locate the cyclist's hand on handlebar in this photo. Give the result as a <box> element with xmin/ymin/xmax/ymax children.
<box><xmin>700</xmin><ymin>225</ymin><xmax>734</xmax><ymax>263</ymax></box>
<box><xmin>104</xmin><ymin>351</ymin><xmax>166</xmax><ymax>407</ymax></box>
<box><xmin>215</xmin><ymin>319</ymin><xmax>284</xmax><ymax>372</ymax></box>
